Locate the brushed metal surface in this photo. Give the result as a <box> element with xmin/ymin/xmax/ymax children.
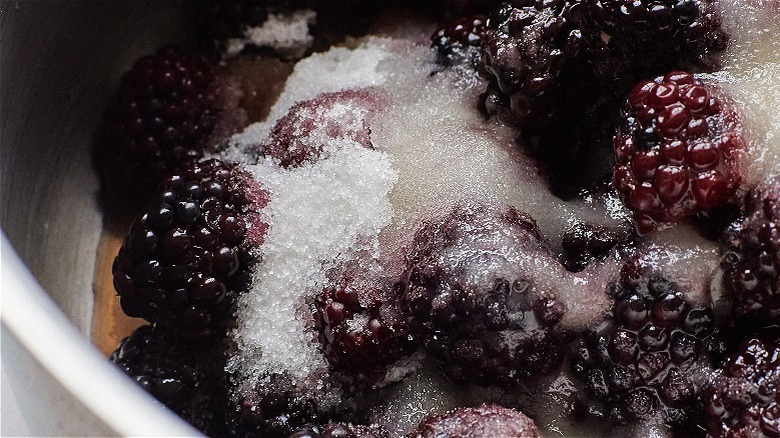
<box><xmin>0</xmin><ymin>1</ymin><xmax>201</xmax><ymax>435</ymax></box>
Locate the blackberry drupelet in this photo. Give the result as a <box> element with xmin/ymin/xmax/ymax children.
<box><xmin>97</xmin><ymin>45</ymin><xmax>244</xmax><ymax>207</ymax></box>
<box><xmin>580</xmin><ymin>0</ymin><xmax>728</xmax><ymax>84</ymax></box>
<box><xmin>112</xmin><ymin>159</ymin><xmax>268</xmax><ymax>338</ymax></box>
<box><xmin>722</xmin><ymin>177</ymin><xmax>780</xmax><ymax>326</ymax></box>
<box><xmin>401</xmin><ymin>204</ymin><xmax>571</xmax><ymax>386</ymax></box>
<box><xmin>701</xmin><ymin>331</ymin><xmax>780</xmax><ymax>437</ymax></box>
<box><xmin>612</xmin><ymin>71</ymin><xmax>745</xmax><ymax>234</ymax></box>
<box><xmin>571</xmin><ymin>256</ymin><xmax>720</xmax><ymax>427</ymax></box>
<box><xmin>110</xmin><ymin>325</ymin><xmax>226</xmax><ymax>435</ymax></box>
<box><xmin>480</xmin><ymin>0</ymin><xmax>584</xmax><ymax>127</ymax></box>
<box><xmin>315</xmin><ymin>269</ymin><xmax>416</xmax><ymax>382</ymax></box>
<box><xmin>410</xmin><ymin>404</ymin><xmax>540</xmax><ymax>438</ymax></box>
<box><xmin>431</xmin><ymin>14</ymin><xmax>487</xmax><ymax>70</ymax></box>
<box><xmin>288</xmin><ymin>422</ymin><xmax>388</xmax><ymax>438</ymax></box>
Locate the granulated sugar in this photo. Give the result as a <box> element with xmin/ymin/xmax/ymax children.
<box><xmin>225</xmin><ymin>9</ymin><xmax>317</xmax><ymax>59</ymax></box>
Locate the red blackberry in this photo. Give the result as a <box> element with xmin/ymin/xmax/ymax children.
<box><xmin>571</xmin><ymin>257</ymin><xmax>719</xmax><ymax>427</ymax></box>
<box><xmin>580</xmin><ymin>0</ymin><xmax>728</xmax><ymax>84</ymax></box>
<box><xmin>257</xmin><ymin>89</ymin><xmax>380</xmax><ymax>168</ymax></box>
<box><xmin>612</xmin><ymin>71</ymin><xmax>746</xmax><ymax>234</ymax></box>
<box><xmin>721</xmin><ymin>177</ymin><xmax>780</xmax><ymax>325</ymax></box>
<box><xmin>288</xmin><ymin>422</ymin><xmax>388</xmax><ymax>438</ymax></box>
<box><xmin>701</xmin><ymin>331</ymin><xmax>780</xmax><ymax>438</ymax></box>
<box><xmin>315</xmin><ymin>269</ymin><xmax>416</xmax><ymax>382</ymax></box>
<box><xmin>97</xmin><ymin>45</ymin><xmax>245</xmax><ymax>207</ymax></box>
<box><xmin>431</xmin><ymin>14</ymin><xmax>487</xmax><ymax>70</ymax></box>
<box><xmin>480</xmin><ymin>0</ymin><xmax>584</xmax><ymax>126</ymax></box>
<box><xmin>401</xmin><ymin>204</ymin><xmax>571</xmax><ymax>386</ymax></box>
<box><xmin>112</xmin><ymin>159</ymin><xmax>268</xmax><ymax>337</ymax></box>
<box><xmin>409</xmin><ymin>404</ymin><xmax>540</xmax><ymax>438</ymax></box>
<box><xmin>110</xmin><ymin>325</ymin><xmax>226</xmax><ymax>435</ymax></box>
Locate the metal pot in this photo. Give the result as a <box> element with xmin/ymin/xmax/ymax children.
<box><xmin>1</xmin><ymin>2</ymin><xmax>200</xmax><ymax>435</ymax></box>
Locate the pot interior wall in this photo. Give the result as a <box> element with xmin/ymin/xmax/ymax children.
<box><xmin>0</xmin><ymin>0</ymin><xmax>193</xmax><ymax>335</ymax></box>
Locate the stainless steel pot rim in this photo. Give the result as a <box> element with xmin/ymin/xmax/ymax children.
<box><xmin>1</xmin><ymin>232</ymin><xmax>201</xmax><ymax>437</ymax></box>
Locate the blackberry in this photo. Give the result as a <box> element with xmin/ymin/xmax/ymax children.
<box><xmin>288</xmin><ymin>422</ymin><xmax>388</xmax><ymax>438</ymax></box>
<box><xmin>580</xmin><ymin>0</ymin><xmax>728</xmax><ymax>84</ymax></box>
<box><xmin>612</xmin><ymin>72</ymin><xmax>746</xmax><ymax>234</ymax></box>
<box><xmin>561</xmin><ymin>221</ymin><xmax>634</xmax><ymax>272</ymax></box>
<box><xmin>722</xmin><ymin>177</ymin><xmax>780</xmax><ymax>325</ymax></box>
<box><xmin>572</xmin><ymin>257</ymin><xmax>719</xmax><ymax>427</ymax></box>
<box><xmin>112</xmin><ymin>159</ymin><xmax>268</xmax><ymax>337</ymax></box>
<box><xmin>410</xmin><ymin>404</ymin><xmax>540</xmax><ymax>438</ymax></box>
<box><xmin>228</xmin><ymin>372</ymin><xmax>324</xmax><ymax>438</ymax></box>
<box><xmin>480</xmin><ymin>0</ymin><xmax>584</xmax><ymax>127</ymax></box>
<box><xmin>96</xmin><ymin>45</ymin><xmax>244</xmax><ymax>207</ymax></box>
<box><xmin>401</xmin><ymin>204</ymin><xmax>571</xmax><ymax>386</ymax></box>
<box><xmin>258</xmin><ymin>90</ymin><xmax>379</xmax><ymax>168</ymax></box>
<box><xmin>431</xmin><ymin>14</ymin><xmax>487</xmax><ymax>70</ymax></box>
<box><xmin>480</xmin><ymin>1</ymin><xmax>624</xmax><ymax>198</ymax></box>
<box><xmin>110</xmin><ymin>325</ymin><xmax>225</xmax><ymax>435</ymax></box>
<box><xmin>701</xmin><ymin>331</ymin><xmax>780</xmax><ymax>437</ymax></box>
<box><xmin>315</xmin><ymin>269</ymin><xmax>416</xmax><ymax>382</ymax></box>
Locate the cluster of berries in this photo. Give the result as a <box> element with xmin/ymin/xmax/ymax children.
<box><xmin>96</xmin><ymin>1</ymin><xmax>780</xmax><ymax>437</ymax></box>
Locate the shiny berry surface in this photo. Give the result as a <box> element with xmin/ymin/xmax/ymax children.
<box><xmin>580</xmin><ymin>0</ymin><xmax>728</xmax><ymax>83</ymax></box>
<box><xmin>702</xmin><ymin>332</ymin><xmax>780</xmax><ymax>438</ymax></box>
<box><xmin>112</xmin><ymin>159</ymin><xmax>268</xmax><ymax>337</ymax></box>
<box><xmin>572</xmin><ymin>256</ymin><xmax>719</xmax><ymax>427</ymax></box>
<box><xmin>110</xmin><ymin>325</ymin><xmax>226</xmax><ymax>435</ymax></box>
<box><xmin>314</xmin><ymin>269</ymin><xmax>415</xmax><ymax>382</ymax></box>
<box><xmin>722</xmin><ymin>177</ymin><xmax>780</xmax><ymax>325</ymax></box>
<box><xmin>402</xmin><ymin>204</ymin><xmax>571</xmax><ymax>385</ymax></box>
<box><xmin>431</xmin><ymin>14</ymin><xmax>487</xmax><ymax>69</ymax></box>
<box><xmin>612</xmin><ymin>72</ymin><xmax>745</xmax><ymax>234</ymax></box>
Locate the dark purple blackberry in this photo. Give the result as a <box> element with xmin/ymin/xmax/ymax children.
<box><xmin>315</xmin><ymin>269</ymin><xmax>415</xmax><ymax>382</ymax></box>
<box><xmin>112</xmin><ymin>159</ymin><xmax>268</xmax><ymax>337</ymax></box>
<box><xmin>722</xmin><ymin>177</ymin><xmax>780</xmax><ymax>326</ymax></box>
<box><xmin>401</xmin><ymin>204</ymin><xmax>571</xmax><ymax>386</ymax></box>
<box><xmin>288</xmin><ymin>422</ymin><xmax>388</xmax><ymax>438</ymax></box>
<box><xmin>258</xmin><ymin>89</ymin><xmax>380</xmax><ymax>168</ymax></box>
<box><xmin>571</xmin><ymin>257</ymin><xmax>719</xmax><ymax>427</ymax></box>
<box><xmin>701</xmin><ymin>331</ymin><xmax>780</xmax><ymax>438</ymax></box>
<box><xmin>479</xmin><ymin>1</ymin><xmax>625</xmax><ymax>198</ymax></box>
<box><xmin>431</xmin><ymin>15</ymin><xmax>487</xmax><ymax>70</ymax></box>
<box><xmin>480</xmin><ymin>0</ymin><xmax>584</xmax><ymax>126</ymax></box>
<box><xmin>228</xmin><ymin>372</ymin><xmax>325</xmax><ymax>438</ymax></box>
<box><xmin>97</xmin><ymin>45</ymin><xmax>244</xmax><ymax>207</ymax></box>
<box><xmin>561</xmin><ymin>221</ymin><xmax>634</xmax><ymax>272</ymax></box>
<box><xmin>110</xmin><ymin>325</ymin><xmax>225</xmax><ymax>435</ymax></box>
<box><xmin>580</xmin><ymin>0</ymin><xmax>728</xmax><ymax>84</ymax></box>
<box><xmin>409</xmin><ymin>404</ymin><xmax>540</xmax><ymax>438</ymax></box>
